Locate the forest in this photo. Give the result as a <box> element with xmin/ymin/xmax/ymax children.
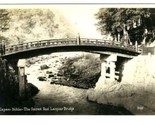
<box><xmin>95</xmin><ymin>8</ymin><xmax>155</xmax><ymax>45</ymax></box>
<box><xmin>0</xmin><ymin>9</ymin><xmax>77</xmax><ymax>45</ymax></box>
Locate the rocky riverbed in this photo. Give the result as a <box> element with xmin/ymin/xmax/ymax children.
<box><xmin>26</xmin><ymin>52</ymin><xmax>100</xmax><ymax>89</ymax></box>
<box><xmin>25</xmin><ymin>52</ymin><xmax>132</xmax><ymax>115</ymax></box>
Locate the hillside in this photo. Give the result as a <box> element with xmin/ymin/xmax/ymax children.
<box><xmin>1</xmin><ymin>9</ymin><xmax>78</xmax><ymax>45</ymax></box>
<box><xmin>26</xmin><ymin>52</ymin><xmax>100</xmax><ymax>89</ymax></box>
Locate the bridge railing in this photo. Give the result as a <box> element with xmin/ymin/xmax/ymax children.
<box><xmin>3</xmin><ymin>38</ymin><xmax>138</xmax><ymax>55</ymax></box>
<box><xmin>80</xmin><ymin>38</ymin><xmax>136</xmax><ymax>51</ymax></box>
<box><xmin>5</xmin><ymin>38</ymin><xmax>77</xmax><ymax>54</ymax></box>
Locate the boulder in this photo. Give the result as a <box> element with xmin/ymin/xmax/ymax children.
<box><xmin>37</xmin><ymin>76</ymin><xmax>47</xmax><ymax>81</ymax></box>
<box><xmin>26</xmin><ymin>83</ymin><xmax>39</xmax><ymax>98</ymax></box>
<box><xmin>40</xmin><ymin>64</ymin><xmax>49</xmax><ymax>70</ymax></box>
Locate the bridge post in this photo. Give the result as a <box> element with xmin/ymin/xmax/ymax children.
<box><xmin>90</xmin><ymin>54</ymin><xmax>117</xmax><ymax>101</ymax></box>
<box><xmin>76</xmin><ymin>33</ymin><xmax>81</xmax><ymax>45</ymax></box>
<box><xmin>135</xmin><ymin>41</ymin><xmax>138</xmax><ymax>52</ymax></box>
<box><xmin>118</xmin><ymin>33</ymin><xmax>120</xmax><ymax>42</ymax></box>
<box><xmin>0</xmin><ymin>41</ymin><xmax>5</xmax><ymax>56</ymax></box>
<box><xmin>17</xmin><ymin>59</ymin><xmax>26</xmax><ymax>98</ymax></box>
<box><xmin>109</xmin><ymin>61</ymin><xmax>116</xmax><ymax>82</ymax></box>
<box><xmin>95</xmin><ymin>59</ymin><xmax>106</xmax><ymax>90</ymax></box>
<box><xmin>0</xmin><ymin>43</ymin><xmax>2</xmax><ymax>56</ymax></box>
<box><xmin>94</xmin><ymin>54</ymin><xmax>111</xmax><ymax>91</ymax></box>
<box><xmin>107</xmin><ymin>54</ymin><xmax>117</xmax><ymax>82</ymax></box>
<box><xmin>101</xmin><ymin>60</ymin><xmax>106</xmax><ymax>78</ymax></box>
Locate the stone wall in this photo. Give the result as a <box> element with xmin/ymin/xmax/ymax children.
<box><xmin>87</xmin><ymin>55</ymin><xmax>155</xmax><ymax>114</ymax></box>
<box><xmin>122</xmin><ymin>55</ymin><xmax>155</xmax><ymax>92</ymax></box>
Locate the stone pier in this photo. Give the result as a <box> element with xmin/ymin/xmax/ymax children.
<box><xmin>107</xmin><ymin>54</ymin><xmax>117</xmax><ymax>82</ymax></box>
<box><xmin>95</xmin><ymin>54</ymin><xmax>117</xmax><ymax>88</ymax></box>
<box><xmin>87</xmin><ymin>54</ymin><xmax>118</xmax><ymax>102</ymax></box>
<box><xmin>95</xmin><ymin>59</ymin><xmax>107</xmax><ymax>90</ymax></box>
<box><xmin>17</xmin><ymin>59</ymin><xmax>26</xmax><ymax>97</ymax></box>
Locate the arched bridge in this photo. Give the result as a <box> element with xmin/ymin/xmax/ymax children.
<box><xmin>0</xmin><ymin>37</ymin><xmax>142</xmax><ymax>97</ymax></box>
<box><xmin>1</xmin><ymin>37</ymin><xmax>141</xmax><ymax>60</ymax></box>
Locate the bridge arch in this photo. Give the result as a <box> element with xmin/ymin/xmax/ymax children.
<box><xmin>0</xmin><ymin>37</ymin><xmax>140</xmax><ymax>97</ymax></box>
<box><xmin>1</xmin><ymin>38</ymin><xmax>139</xmax><ymax>61</ymax></box>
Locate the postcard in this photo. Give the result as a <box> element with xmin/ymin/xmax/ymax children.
<box><xmin>0</xmin><ymin>4</ymin><xmax>155</xmax><ymax>115</ymax></box>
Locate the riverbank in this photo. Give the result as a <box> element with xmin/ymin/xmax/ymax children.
<box><xmin>87</xmin><ymin>55</ymin><xmax>155</xmax><ymax>115</ymax></box>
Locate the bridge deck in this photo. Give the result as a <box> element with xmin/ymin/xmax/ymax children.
<box><xmin>1</xmin><ymin>38</ymin><xmax>141</xmax><ymax>58</ymax></box>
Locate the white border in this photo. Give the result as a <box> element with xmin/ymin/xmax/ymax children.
<box><xmin>1</xmin><ymin>2</ymin><xmax>155</xmax><ymax>125</ymax></box>
<box><xmin>1</xmin><ymin>3</ymin><xmax>155</xmax><ymax>9</ymax></box>
<box><xmin>0</xmin><ymin>0</ymin><xmax>154</xmax><ymax>4</ymax></box>
<box><xmin>1</xmin><ymin>116</ymin><xmax>155</xmax><ymax>125</ymax></box>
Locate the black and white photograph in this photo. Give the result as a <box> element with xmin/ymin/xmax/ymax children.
<box><xmin>0</xmin><ymin>4</ymin><xmax>155</xmax><ymax>115</ymax></box>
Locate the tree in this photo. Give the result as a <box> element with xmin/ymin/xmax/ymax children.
<box><xmin>2</xmin><ymin>9</ymin><xmax>77</xmax><ymax>45</ymax></box>
<box><xmin>7</xmin><ymin>9</ymin><xmax>57</xmax><ymax>44</ymax></box>
<box><xmin>95</xmin><ymin>8</ymin><xmax>155</xmax><ymax>45</ymax></box>
<box><xmin>0</xmin><ymin>9</ymin><xmax>10</xmax><ymax>44</ymax></box>
<box><xmin>0</xmin><ymin>9</ymin><xmax>10</xmax><ymax>31</ymax></box>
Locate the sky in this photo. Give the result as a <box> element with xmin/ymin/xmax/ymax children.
<box><xmin>52</xmin><ymin>5</ymin><xmax>104</xmax><ymax>39</ymax></box>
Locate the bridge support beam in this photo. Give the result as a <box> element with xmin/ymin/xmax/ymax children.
<box><xmin>17</xmin><ymin>59</ymin><xmax>26</xmax><ymax>98</ymax></box>
<box><xmin>107</xmin><ymin>54</ymin><xmax>117</xmax><ymax>82</ymax></box>
<box><xmin>95</xmin><ymin>59</ymin><xmax>106</xmax><ymax>90</ymax></box>
<box><xmin>109</xmin><ymin>61</ymin><xmax>116</xmax><ymax>82</ymax></box>
<box><xmin>95</xmin><ymin>54</ymin><xmax>117</xmax><ymax>90</ymax></box>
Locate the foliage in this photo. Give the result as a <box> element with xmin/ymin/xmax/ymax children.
<box><xmin>0</xmin><ymin>9</ymin><xmax>77</xmax><ymax>45</ymax></box>
<box><xmin>0</xmin><ymin>9</ymin><xmax>10</xmax><ymax>32</ymax></box>
<box><xmin>7</xmin><ymin>9</ymin><xmax>57</xmax><ymax>44</ymax></box>
<box><xmin>0</xmin><ymin>9</ymin><xmax>10</xmax><ymax>44</ymax></box>
<box><xmin>58</xmin><ymin>54</ymin><xmax>101</xmax><ymax>89</ymax></box>
<box><xmin>95</xmin><ymin>8</ymin><xmax>155</xmax><ymax>45</ymax></box>
<box><xmin>0</xmin><ymin>58</ymin><xmax>19</xmax><ymax>107</ymax></box>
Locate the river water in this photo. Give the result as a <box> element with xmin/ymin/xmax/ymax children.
<box><xmin>26</xmin><ymin>70</ymin><xmax>132</xmax><ymax>115</ymax></box>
